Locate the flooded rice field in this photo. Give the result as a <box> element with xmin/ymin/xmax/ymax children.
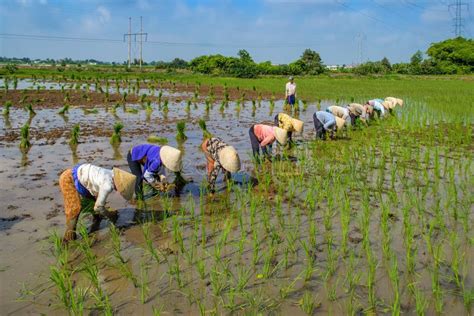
<box><xmin>0</xmin><ymin>79</ymin><xmax>473</xmax><ymax>315</ymax></box>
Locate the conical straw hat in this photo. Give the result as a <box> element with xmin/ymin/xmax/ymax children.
<box><xmin>218</xmin><ymin>146</ymin><xmax>241</xmax><ymax>173</ymax></box>
<box><xmin>290</xmin><ymin>118</ymin><xmax>304</xmax><ymax>133</ymax></box>
<box><xmin>113</xmin><ymin>168</ymin><xmax>136</xmax><ymax>201</ymax></box>
<box><xmin>160</xmin><ymin>145</ymin><xmax>183</xmax><ymax>172</ymax></box>
<box><xmin>274</xmin><ymin>127</ymin><xmax>288</xmax><ymax>145</ymax></box>
<box><xmin>335</xmin><ymin>117</ymin><xmax>346</xmax><ymax>130</ymax></box>
<box><xmin>382</xmin><ymin>101</ymin><xmax>391</xmax><ymax>110</ymax></box>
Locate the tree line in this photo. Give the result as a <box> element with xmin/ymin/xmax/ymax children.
<box><xmin>1</xmin><ymin>37</ymin><xmax>472</xmax><ymax>77</ymax></box>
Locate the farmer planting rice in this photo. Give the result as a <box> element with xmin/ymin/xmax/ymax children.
<box><xmin>249</xmin><ymin>123</ymin><xmax>288</xmax><ymax>161</ymax></box>
<box><xmin>326</xmin><ymin>105</ymin><xmax>351</xmax><ymax>124</ymax></box>
<box><xmin>285</xmin><ymin>76</ymin><xmax>297</xmax><ymax>106</ymax></box>
<box><xmin>201</xmin><ymin>137</ymin><xmax>241</xmax><ymax>193</ymax></box>
<box><xmin>59</xmin><ymin>164</ymin><xmax>136</xmax><ymax>242</ymax></box>
<box><xmin>274</xmin><ymin>112</ymin><xmax>304</xmax><ymax>144</ymax></box>
<box><xmin>347</xmin><ymin>103</ymin><xmax>370</xmax><ymax>126</ymax></box>
<box><xmin>127</xmin><ymin>144</ymin><xmax>183</xmax><ymax>200</ymax></box>
<box><xmin>384</xmin><ymin>97</ymin><xmax>404</xmax><ymax>108</ymax></box>
<box><xmin>366</xmin><ymin>99</ymin><xmax>388</xmax><ymax>118</ymax></box>
<box><xmin>313</xmin><ymin>110</ymin><xmax>337</xmax><ymax>140</ymax></box>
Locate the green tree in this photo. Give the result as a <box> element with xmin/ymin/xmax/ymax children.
<box><xmin>238</xmin><ymin>49</ymin><xmax>254</xmax><ymax>63</ymax></box>
<box><xmin>297</xmin><ymin>49</ymin><xmax>325</xmax><ymax>75</ymax></box>
<box><xmin>410</xmin><ymin>50</ymin><xmax>423</xmax><ymax>66</ymax></box>
<box><xmin>381</xmin><ymin>57</ymin><xmax>392</xmax><ymax>71</ymax></box>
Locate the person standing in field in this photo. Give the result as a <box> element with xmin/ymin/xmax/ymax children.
<box><xmin>249</xmin><ymin>124</ymin><xmax>288</xmax><ymax>161</ymax></box>
<box><xmin>59</xmin><ymin>164</ymin><xmax>136</xmax><ymax>242</ymax></box>
<box><xmin>127</xmin><ymin>144</ymin><xmax>183</xmax><ymax>200</ymax></box>
<box><xmin>201</xmin><ymin>137</ymin><xmax>241</xmax><ymax>193</ymax></box>
<box><xmin>274</xmin><ymin>112</ymin><xmax>304</xmax><ymax>144</ymax></box>
<box><xmin>285</xmin><ymin>76</ymin><xmax>297</xmax><ymax>107</ymax></box>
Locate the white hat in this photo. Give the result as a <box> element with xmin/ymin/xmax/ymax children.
<box><xmin>290</xmin><ymin>117</ymin><xmax>304</xmax><ymax>133</ymax></box>
<box><xmin>274</xmin><ymin>127</ymin><xmax>288</xmax><ymax>145</ymax></box>
<box><xmin>160</xmin><ymin>145</ymin><xmax>183</xmax><ymax>172</ymax></box>
<box><xmin>335</xmin><ymin>117</ymin><xmax>346</xmax><ymax>130</ymax></box>
<box><xmin>385</xmin><ymin>97</ymin><xmax>403</xmax><ymax>108</ymax></box>
<box><xmin>113</xmin><ymin>168</ymin><xmax>136</xmax><ymax>201</ymax></box>
<box><xmin>218</xmin><ymin>146</ymin><xmax>240</xmax><ymax>173</ymax></box>
<box><xmin>289</xmin><ymin>76</ymin><xmax>294</xmax><ymax>80</ymax></box>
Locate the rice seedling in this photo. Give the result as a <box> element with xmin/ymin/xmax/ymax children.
<box><xmin>19</xmin><ymin>123</ymin><xmax>31</xmax><ymax>150</ymax></box>
<box><xmin>139</xmin><ymin>261</ymin><xmax>150</xmax><ymax>304</ymax></box>
<box><xmin>198</xmin><ymin>119</ymin><xmax>212</xmax><ymax>139</ymax></box>
<box><xmin>176</xmin><ymin>121</ymin><xmax>187</xmax><ymax>141</ymax></box>
<box><xmin>142</xmin><ymin>223</ymin><xmax>163</xmax><ymax>264</ymax></box>
<box><xmin>3</xmin><ymin>100</ymin><xmax>12</xmax><ymax>116</ymax></box>
<box><xmin>299</xmin><ymin>291</ymin><xmax>319</xmax><ymax>315</ymax></box>
<box><xmin>25</xmin><ymin>103</ymin><xmax>36</xmax><ymax>116</ymax></box>
<box><xmin>58</xmin><ymin>103</ymin><xmax>70</xmax><ymax>114</ymax></box>
<box><xmin>69</xmin><ymin>124</ymin><xmax>80</xmax><ymax>146</ymax></box>
<box><xmin>110</xmin><ymin>121</ymin><xmax>124</xmax><ymax>144</ymax></box>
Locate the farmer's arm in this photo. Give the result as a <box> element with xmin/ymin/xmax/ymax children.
<box><xmin>260</xmin><ymin>134</ymin><xmax>275</xmax><ymax>147</ymax></box>
<box><xmin>323</xmin><ymin>118</ymin><xmax>336</xmax><ymax>130</ymax></box>
<box><xmin>143</xmin><ymin>160</ymin><xmax>166</xmax><ymax>184</ymax></box>
<box><xmin>94</xmin><ymin>180</ymin><xmax>114</xmax><ymax>212</ymax></box>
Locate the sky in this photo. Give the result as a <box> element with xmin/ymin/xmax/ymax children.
<box><xmin>0</xmin><ymin>0</ymin><xmax>473</xmax><ymax>65</ymax></box>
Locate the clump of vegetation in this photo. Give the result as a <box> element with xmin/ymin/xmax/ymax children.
<box><xmin>176</xmin><ymin>121</ymin><xmax>187</xmax><ymax>141</ymax></box>
<box><xmin>198</xmin><ymin>119</ymin><xmax>212</xmax><ymax>139</ymax></box>
<box><xmin>58</xmin><ymin>104</ymin><xmax>70</xmax><ymax>115</ymax></box>
<box><xmin>147</xmin><ymin>135</ymin><xmax>168</xmax><ymax>145</ymax></box>
<box><xmin>3</xmin><ymin>101</ymin><xmax>12</xmax><ymax>116</ymax></box>
<box><xmin>69</xmin><ymin>124</ymin><xmax>80</xmax><ymax>146</ymax></box>
<box><xmin>25</xmin><ymin>103</ymin><xmax>36</xmax><ymax>116</ymax></box>
<box><xmin>110</xmin><ymin>122</ymin><xmax>124</xmax><ymax>144</ymax></box>
<box><xmin>19</xmin><ymin>123</ymin><xmax>31</xmax><ymax>149</ymax></box>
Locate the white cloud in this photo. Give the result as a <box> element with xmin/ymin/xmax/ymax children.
<box><xmin>81</xmin><ymin>5</ymin><xmax>111</xmax><ymax>32</ymax></box>
<box><xmin>97</xmin><ymin>5</ymin><xmax>110</xmax><ymax>24</ymax></box>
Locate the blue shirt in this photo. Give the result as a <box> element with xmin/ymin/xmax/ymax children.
<box><xmin>315</xmin><ymin>111</ymin><xmax>336</xmax><ymax>130</ymax></box>
<box><xmin>131</xmin><ymin>144</ymin><xmax>164</xmax><ymax>182</ymax></box>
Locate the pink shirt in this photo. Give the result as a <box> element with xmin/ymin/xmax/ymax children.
<box><xmin>254</xmin><ymin>124</ymin><xmax>276</xmax><ymax>147</ymax></box>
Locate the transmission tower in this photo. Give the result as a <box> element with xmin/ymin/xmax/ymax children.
<box><xmin>356</xmin><ymin>32</ymin><xmax>366</xmax><ymax>65</ymax></box>
<box><xmin>449</xmin><ymin>0</ymin><xmax>469</xmax><ymax>37</ymax></box>
<box><xmin>123</xmin><ymin>17</ymin><xmax>148</xmax><ymax>68</ymax></box>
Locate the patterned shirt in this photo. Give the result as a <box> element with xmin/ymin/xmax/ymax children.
<box><xmin>205</xmin><ymin>137</ymin><xmax>229</xmax><ymax>190</ymax></box>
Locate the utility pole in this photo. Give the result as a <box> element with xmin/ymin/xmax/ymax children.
<box><xmin>449</xmin><ymin>0</ymin><xmax>469</xmax><ymax>37</ymax></box>
<box><xmin>123</xmin><ymin>17</ymin><xmax>148</xmax><ymax>69</ymax></box>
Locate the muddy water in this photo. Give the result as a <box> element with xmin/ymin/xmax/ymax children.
<box><xmin>0</xmin><ymin>88</ymin><xmax>330</xmax><ymax>313</ymax></box>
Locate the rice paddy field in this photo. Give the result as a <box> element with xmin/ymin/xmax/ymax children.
<box><xmin>0</xmin><ymin>71</ymin><xmax>473</xmax><ymax>315</ymax></box>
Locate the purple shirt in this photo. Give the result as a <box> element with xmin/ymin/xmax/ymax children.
<box><xmin>131</xmin><ymin>144</ymin><xmax>163</xmax><ymax>176</ymax></box>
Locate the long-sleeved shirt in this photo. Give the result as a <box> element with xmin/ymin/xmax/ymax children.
<box><xmin>276</xmin><ymin>113</ymin><xmax>295</xmax><ymax>132</ymax></box>
<box><xmin>285</xmin><ymin>82</ymin><xmax>296</xmax><ymax>97</ymax></box>
<box><xmin>369</xmin><ymin>100</ymin><xmax>385</xmax><ymax>116</ymax></box>
<box><xmin>204</xmin><ymin>137</ymin><xmax>229</xmax><ymax>190</ymax></box>
<box><xmin>253</xmin><ymin>124</ymin><xmax>277</xmax><ymax>147</ymax></box>
<box><xmin>327</xmin><ymin>106</ymin><xmax>350</xmax><ymax>120</ymax></box>
<box><xmin>77</xmin><ymin>164</ymin><xmax>114</xmax><ymax>211</ymax></box>
<box><xmin>315</xmin><ymin>111</ymin><xmax>336</xmax><ymax>130</ymax></box>
<box><xmin>130</xmin><ymin>144</ymin><xmax>165</xmax><ymax>184</ymax></box>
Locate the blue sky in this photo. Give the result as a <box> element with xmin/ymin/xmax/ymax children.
<box><xmin>0</xmin><ymin>0</ymin><xmax>473</xmax><ymax>65</ymax></box>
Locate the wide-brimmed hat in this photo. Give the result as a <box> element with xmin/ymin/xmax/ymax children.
<box><xmin>382</xmin><ymin>101</ymin><xmax>391</xmax><ymax>110</ymax></box>
<box><xmin>288</xmin><ymin>76</ymin><xmax>294</xmax><ymax>81</ymax></box>
<box><xmin>385</xmin><ymin>97</ymin><xmax>403</xmax><ymax>108</ymax></box>
<box><xmin>335</xmin><ymin>117</ymin><xmax>346</xmax><ymax>130</ymax></box>
<box><xmin>290</xmin><ymin>117</ymin><xmax>304</xmax><ymax>133</ymax></box>
<box><xmin>160</xmin><ymin>145</ymin><xmax>183</xmax><ymax>172</ymax></box>
<box><xmin>113</xmin><ymin>168</ymin><xmax>136</xmax><ymax>201</ymax></box>
<box><xmin>218</xmin><ymin>146</ymin><xmax>241</xmax><ymax>173</ymax></box>
<box><xmin>274</xmin><ymin>127</ymin><xmax>288</xmax><ymax>145</ymax></box>
<box><xmin>348</xmin><ymin>103</ymin><xmax>364</xmax><ymax>116</ymax></box>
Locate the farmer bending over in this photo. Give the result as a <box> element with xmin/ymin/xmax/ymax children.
<box><xmin>127</xmin><ymin>144</ymin><xmax>183</xmax><ymax>200</ymax></box>
<box><xmin>326</xmin><ymin>105</ymin><xmax>350</xmax><ymax>125</ymax></box>
<box><xmin>59</xmin><ymin>164</ymin><xmax>135</xmax><ymax>242</ymax></box>
<box><xmin>285</xmin><ymin>76</ymin><xmax>297</xmax><ymax>107</ymax></box>
<box><xmin>274</xmin><ymin>112</ymin><xmax>304</xmax><ymax>144</ymax></box>
<box><xmin>201</xmin><ymin>137</ymin><xmax>241</xmax><ymax>193</ymax></box>
<box><xmin>313</xmin><ymin>111</ymin><xmax>341</xmax><ymax>140</ymax></box>
<box><xmin>249</xmin><ymin>124</ymin><xmax>288</xmax><ymax>161</ymax></box>
<box><xmin>366</xmin><ymin>99</ymin><xmax>387</xmax><ymax>118</ymax></box>
<box><xmin>347</xmin><ymin>103</ymin><xmax>371</xmax><ymax>126</ymax></box>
